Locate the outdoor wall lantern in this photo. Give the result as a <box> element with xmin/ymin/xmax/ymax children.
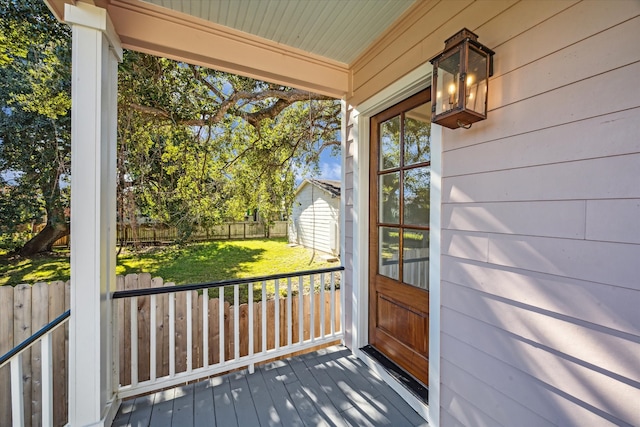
<box><xmin>429</xmin><ymin>28</ymin><xmax>495</xmax><ymax>129</ymax></box>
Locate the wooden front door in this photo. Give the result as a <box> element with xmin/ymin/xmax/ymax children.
<box><xmin>369</xmin><ymin>89</ymin><xmax>431</xmax><ymax>386</ymax></box>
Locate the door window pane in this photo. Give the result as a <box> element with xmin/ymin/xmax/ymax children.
<box><xmin>379</xmin><ymin>227</ymin><xmax>400</xmax><ymax>280</ymax></box>
<box><xmin>404</xmin><ymin>103</ymin><xmax>431</xmax><ymax>165</ymax></box>
<box><xmin>380</xmin><ymin>116</ymin><xmax>400</xmax><ymax>170</ymax></box>
<box><xmin>403</xmin><ymin>167</ymin><xmax>430</xmax><ymax>226</ymax></box>
<box><xmin>379</xmin><ymin>172</ymin><xmax>400</xmax><ymax>224</ymax></box>
<box><xmin>403</xmin><ymin>229</ymin><xmax>429</xmax><ymax>290</ymax></box>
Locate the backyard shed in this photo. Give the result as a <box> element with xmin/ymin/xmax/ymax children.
<box><xmin>289</xmin><ymin>179</ymin><xmax>340</xmax><ymax>256</ymax></box>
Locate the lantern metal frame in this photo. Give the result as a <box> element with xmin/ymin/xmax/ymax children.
<box><xmin>429</xmin><ymin>28</ymin><xmax>495</xmax><ymax>129</ymax></box>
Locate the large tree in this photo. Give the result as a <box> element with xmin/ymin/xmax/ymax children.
<box><xmin>117</xmin><ymin>52</ymin><xmax>340</xmax><ymax>240</ymax></box>
<box><xmin>0</xmin><ymin>0</ymin><xmax>71</xmax><ymax>256</ymax></box>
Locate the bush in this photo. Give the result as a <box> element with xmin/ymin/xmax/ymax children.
<box><xmin>0</xmin><ymin>230</ymin><xmax>32</xmax><ymax>252</ymax></box>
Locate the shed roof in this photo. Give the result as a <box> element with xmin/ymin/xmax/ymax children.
<box><xmin>295</xmin><ymin>179</ymin><xmax>341</xmax><ymax>198</ymax></box>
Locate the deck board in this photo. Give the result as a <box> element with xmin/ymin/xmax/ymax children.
<box><xmin>193</xmin><ymin>380</ymin><xmax>216</xmax><ymax>427</ymax></box>
<box><xmin>113</xmin><ymin>345</ymin><xmax>428</xmax><ymax>426</ymax></box>
<box><xmin>229</xmin><ymin>372</ymin><xmax>261</xmax><ymax>426</ymax></box>
<box><xmin>212</xmin><ymin>375</ymin><xmax>238</xmax><ymax>427</ymax></box>
<box><xmin>246</xmin><ymin>365</ymin><xmax>283</xmax><ymax>427</ymax></box>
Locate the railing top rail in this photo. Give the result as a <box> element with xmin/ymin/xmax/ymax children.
<box><xmin>112</xmin><ymin>265</ymin><xmax>345</xmax><ymax>299</ymax></box>
<box><xmin>0</xmin><ymin>309</ymin><xmax>70</xmax><ymax>368</ymax></box>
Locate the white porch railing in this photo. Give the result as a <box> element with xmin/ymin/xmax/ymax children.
<box><xmin>0</xmin><ymin>310</ymin><xmax>70</xmax><ymax>427</ymax></box>
<box><xmin>112</xmin><ymin>266</ymin><xmax>344</xmax><ymax>399</ymax></box>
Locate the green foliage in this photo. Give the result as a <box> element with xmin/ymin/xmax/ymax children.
<box><xmin>0</xmin><ymin>0</ymin><xmax>71</xmax><ymax>249</ymax></box>
<box><xmin>117</xmin><ymin>52</ymin><xmax>341</xmax><ymax>238</ymax></box>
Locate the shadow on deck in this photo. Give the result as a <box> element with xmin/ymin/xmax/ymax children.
<box><xmin>113</xmin><ymin>345</ymin><xmax>428</xmax><ymax>427</ymax></box>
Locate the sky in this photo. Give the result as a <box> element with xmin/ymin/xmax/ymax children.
<box><xmin>318</xmin><ymin>148</ymin><xmax>341</xmax><ymax>181</ymax></box>
<box><xmin>294</xmin><ymin>144</ymin><xmax>341</xmax><ymax>187</ymax></box>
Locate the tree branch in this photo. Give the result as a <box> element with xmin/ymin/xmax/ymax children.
<box><xmin>128</xmin><ymin>89</ymin><xmax>335</xmax><ymax>129</ymax></box>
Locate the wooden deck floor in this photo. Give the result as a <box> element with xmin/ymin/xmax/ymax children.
<box><xmin>112</xmin><ymin>345</ymin><xmax>428</xmax><ymax>427</ymax></box>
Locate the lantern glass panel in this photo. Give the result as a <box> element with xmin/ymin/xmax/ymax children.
<box><xmin>465</xmin><ymin>47</ymin><xmax>488</xmax><ymax>115</ymax></box>
<box><xmin>435</xmin><ymin>49</ymin><xmax>460</xmax><ymax>116</ymax></box>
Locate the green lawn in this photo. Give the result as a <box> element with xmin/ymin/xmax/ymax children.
<box><xmin>0</xmin><ymin>238</ymin><xmax>337</xmax><ymax>287</ymax></box>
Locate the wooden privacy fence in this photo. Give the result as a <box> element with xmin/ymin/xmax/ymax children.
<box><xmin>0</xmin><ymin>281</ymin><xmax>70</xmax><ymax>427</ymax></box>
<box><xmin>117</xmin><ymin>221</ymin><xmax>288</xmax><ymax>245</ymax></box>
<box><xmin>0</xmin><ymin>268</ymin><xmax>342</xmax><ymax>426</ymax></box>
<box><xmin>33</xmin><ymin>221</ymin><xmax>289</xmax><ymax>248</ymax></box>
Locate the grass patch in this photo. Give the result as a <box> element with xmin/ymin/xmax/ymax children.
<box><xmin>0</xmin><ymin>238</ymin><xmax>337</xmax><ymax>287</ymax></box>
<box><xmin>0</xmin><ymin>249</ymin><xmax>71</xmax><ymax>286</ymax></box>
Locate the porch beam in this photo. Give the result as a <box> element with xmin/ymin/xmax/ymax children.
<box><xmin>46</xmin><ymin>0</ymin><xmax>349</xmax><ymax>98</ymax></box>
<box><xmin>66</xmin><ymin>2</ymin><xmax>121</xmax><ymax>425</ymax></box>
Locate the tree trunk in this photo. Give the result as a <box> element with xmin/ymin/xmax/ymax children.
<box><xmin>19</xmin><ymin>221</ymin><xmax>69</xmax><ymax>256</ymax></box>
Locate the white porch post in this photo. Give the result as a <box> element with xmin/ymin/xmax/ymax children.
<box><xmin>65</xmin><ymin>3</ymin><xmax>122</xmax><ymax>426</ymax></box>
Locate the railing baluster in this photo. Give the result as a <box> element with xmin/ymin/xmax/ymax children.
<box><xmin>234</xmin><ymin>284</ymin><xmax>240</xmax><ymax>360</ymax></box>
<box><xmin>219</xmin><ymin>287</ymin><xmax>225</xmax><ymax>363</ymax></box>
<box><xmin>320</xmin><ymin>272</ymin><xmax>325</xmax><ymax>338</ymax></box>
<box><xmin>187</xmin><ymin>291</ymin><xmax>193</xmax><ymax>372</ymax></box>
<box><xmin>310</xmin><ymin>274</ymin><xmax>315</xmax><ymax>342</ymax></box>
<box><xmin>41</xmin><ymin>332</ymin><xmax>53</xmax><ymax>427</ymax></box>
<box><xmin>10</xmin><ymin>354</ymin><xmax>24</xmax><ymax>427</ymax></box>
<box><xmin>298</xmin><ymin>276</ymin><xmax>304</xmax><ymax>343</ymax></box>
<box><xmin>248</xmin><ymin>283</ymin><xmax>254</xmax><ymax>358</ymax></box>
<box><xmin>261</xmin><ymin>281</ymin><xmax>267</xmax><ymax>352</ymax></box>
<box><xmin>169</xmin><ymin>292</ymin><xmax>175</xmax><ymax>377</ymax></box>
<box><xmin>203</xmin><ymin>290</ymin><xmax>209</xmax><ymax>369</ymax></box>
<box><xmin>150</xmin><ymin>294</ymin><xmax>157</xmax><ymax>381</ymax></box>
<box><xmin>287</xmin><ymin>277</ymin><xmax>292</xmax><ymax>347</ymax></box>
<box><xmin>330</xmin><ymin>272</ymin><xmax>336</xmax><ymax>335</ymax></box>
<box><xmin>274</xmin><ymin>279</ymin><xmax>280</xmax><ymax>350</ymax></box>
<box><xmin>339</xmin><ymin>270</ymin><xmax>343</xmax><ymax>334</ymax></box>
<box><xmin>130</xmin><ymin>295</ymin><xmax>138</xmax><ymax>386</ymax></box>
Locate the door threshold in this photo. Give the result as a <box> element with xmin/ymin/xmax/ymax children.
<box><xmin>360</xmin><ymin>345</ymin><xmax>428</xmax><ymax>404</ymax></box>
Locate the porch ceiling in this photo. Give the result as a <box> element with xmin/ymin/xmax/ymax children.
<box><xmin>45</xmin><ymin>0</ymin><xmax>418</xmax><ymax>98</ymax></box>
<box><xmin>141</xmin><ymin>0</ymin><xmax>417</xmax><ymax>65</ymax></box>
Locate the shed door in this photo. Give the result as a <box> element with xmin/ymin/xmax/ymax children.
<box><xmin>369</xmin><ymin>89</ymin><xmax>431</xmax><ymax>385</ymax></box>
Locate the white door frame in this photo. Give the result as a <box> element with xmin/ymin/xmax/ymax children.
<box><xmin>349</xmin><ymin>62</ymin><xmax>442</xmax><ymax>426</ymax></box>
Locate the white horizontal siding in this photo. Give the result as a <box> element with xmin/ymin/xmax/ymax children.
<box><xmin>443</xmin><ymin>282</ymin><xmax>638</xmax><ymax>385</ymax></box>
<box><xmin>586</xmin><ymin>199</ymin><xmax>640</xmax><ymax>244</ymax></box>
<box><xmin>443</xmin><ymin>108</ymin><xmax>640</xmax><ymax>178</ymax></box>
<box><xmin>438</xmin><ymin>1</ymin><xmax>640</xmax><ymax>426</ymax></box>
<box><xmin>442</xmin><ymin>201</ymin><xmax>587</xmax><ymax>239</ymax></box>
<box><xmin>440</xmin><ymin>366</ymin><xmax>556</xmax><ymax>427</ymax></box>
<box><xmin>442</xmin><ymin>229</ymin><xmax>640</xmax><ymax>291</ymax></box>
<box><xmin>442</xmin><ymin>257</ymin><xmax>639</xmax><ymax>337</ymax></box>
<box><xmin>441</xmin><ymin>334</ymin><xmax>625</xmax><ymax>427</ymax></box>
